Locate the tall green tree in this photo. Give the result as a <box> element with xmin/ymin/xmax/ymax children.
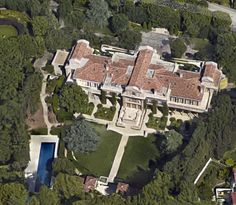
<box><xmin>110</xmin><ymin>14</ymin><xmax>129</xmax><ymax>34</ymax></box>
<box><xmin>86</xmin><ymin>0</ymin><xmax>111</xmax><ymax>28</ymax></box>
<box><xmin>161</xmin><ymin>130</ymin><xmax>183</xmax><ymax>154</ymax></box>
<box><xmin>54</xmin><ymin>173</ymin><xmax>84</xmax><ymax>201</ymax></box>
<box><xmin>0</xmin><ymin>183</ymin><xmax>28</xmax><ymax>205</ymax></box>
<box><xmin>63</xmin><ymin>119</ymin><xmax>100</xmax><ymax>154</ymax></box>
<box><xmin>170</xmin><ymin>38</ymin><xmax>186</xmax><ymax>58</ymax></box>
<box><xmin>60</xmin><ymin>84</ymin><xmax>89</xmax><ymax>114</ymax></box>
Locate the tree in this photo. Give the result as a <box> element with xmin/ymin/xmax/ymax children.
<box><xmin>60</xmin><ymin>84</ymin><xmax>89</xmax><ymax>114</ymax></box>
<box><xmin>100</xmin><ymin>90</ymin><xmax>107</xmax><ymax>104</ymax></box>
<box><xmin>151</xmin><ymin>100</ymin><xmax>157</xmax><ymax>114</ymax></box>
<box><xmin>148</xmin><ymin>4</ymin><xmax>180</xmax><ymax>34</ymax></box>
<box><xmin>52</xmin><ymin>158</ymin><xmax>76</xmax><ymax>176</ymax></box>
<box><xmin>211</xmin><ymin>11</ymin><xmax>232</xmax><ymax>34</ymax></box>
<box><xmin>28</xmin><ymin>196</ymin><xmax>40</xmax><ymax>205</ymax></box>
<box><xmin>54</xmin><ymin>173</ymin><xmax>84</xmax><ymax>201</ymax></box>
<box><xmin>0</xmin><ymin>183</ymin><xmax>28</xmax><ymax>205</ymax></box>
<box><xmin>86</xmin><ymin>0</ymin><xmax>111</xmax><ymax>28</ymax></box>
<box><xmin>161</xmin><ymin>130</ymin><xmax>183</xmax><ymax>154</ymax></box>
<box><xmin>63</xmin><ymin>119</ymin><xmax>100</xmax><ymax>154</ymax></box>
<box><xmin>118</xmin><ymin>29</ymin><xmax>141</xmax><ymax>50</ymax></box>
<box><xmin>38</xmin><ymin>186</ymin><xmax>60</xmax><ymax>205</ymax></box>
<box><xmin>170</xmin><ymin>38</ymin><xmax>186</xmax><ymax>58</ymax></box>
<box><xmin>110</xmin><ymin>93</ymin><xmax>117</xmax><ymax>106</ymax></box>
<box><xmin>110</xmin><ymin>14</ymin><xmax>129</xmax><ymax>34</ymax></box>
<box><xmin>181</xmin><ymin>9</ymin><xmax>211</xmax><ymax>37</ymax></box>
<box><xmin>58</xmin><ymin>0</ymin><xmax>73</xmax><ymax>19</ymax></box>
<box><xmin>32</xmin><ymin>16</ymin><xmax>50</xmax><ymax>36</ymax></box>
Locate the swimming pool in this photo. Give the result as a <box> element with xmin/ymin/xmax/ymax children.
<box><xmin>35</xmin><ymin>142</ymin><xmax>55</xmax><ymax>192</ymax></box>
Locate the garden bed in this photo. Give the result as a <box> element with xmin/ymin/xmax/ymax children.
<box><xmin>94</xmin><ymin>104</ymin><xmax>116</xmax><ymax>121</ymax></box>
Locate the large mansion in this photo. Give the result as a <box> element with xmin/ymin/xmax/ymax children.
<box><xmin>52</xmin><ymin>39</ymin><xmax>224</xmax><ymax>129</ymax></box>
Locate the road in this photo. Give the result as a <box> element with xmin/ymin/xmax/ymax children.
<box><xmin>208</xmin><ymin>2</ymin><xmax>236</xmax><ymax>31</ymax></box>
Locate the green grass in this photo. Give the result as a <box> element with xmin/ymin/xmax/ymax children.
<box><xmin>0</xmin><ymin>10</ymin><xmax>30</xmax><ymax>25</ymax></box>
<box><xmin>189</xmin><ymin>38</ymin><xmax>209</xmax><ymax>51</ymax></box>
<box><xmin>117</xmin><ymin>134</ymin><xmax>159</xmax><ymax>180</ymax></box>
<box><xmin>73</xmin><ymin>123</ymin><xmax>122</xmax><ymax>176</ymax></box>
<box><xmin>0</xmin><ymin>25</ymin><xmax>18</xmax><ymax>38</ymax></box>
<box><xmin>30</xmin><ymin>127</ymin><xmax>48</xmax><ymax>135</ymax></box>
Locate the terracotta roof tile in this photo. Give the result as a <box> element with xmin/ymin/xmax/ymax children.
<box><xmin>71</xmin><ymin>42</ymin><xmax>93</xmax><ymax>60</ymax></box>
<box><xmin>203</xmin><ymin>63</ymin><xmax>221</xmax><ymax>86</ymax></box>
<box><xmin>128</xmin><ymin>49</ymin><xmax>153</xmax><ymax>88</ymax></box>
<box><xmin>70</xmin><ymin>42</ymin><xmax>221</xmax><ymax>101</ymax></box>
<box><xmin>232</xmin><ymin>192</ymin><xmax>236</xmax><ymax>205</ymax></box>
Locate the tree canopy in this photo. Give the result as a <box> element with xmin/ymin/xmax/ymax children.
<box><xmin>86</xmin><ymin>0</ymin><xmax>111</xmax><ymax>28</ymax></box>
<box><xmin>63</xmin><ymin>119</ymin><xmax>100</xmax><ymax>154</ymax></box>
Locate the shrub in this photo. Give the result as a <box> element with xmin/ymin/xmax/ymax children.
<box><xmin>100</xmin><ymin>90</ymin><xmax>107</xmax><ymax>104</ymax></box>
<box><xmin>56</xmin><ymin>110</ymin><xmax>74</xmax><ymax>123</ymax></box>
<box><xmin>43</xmin><ymin>64</ymin><xmax>54</xmax><ymax>74</ymax></box>
<box><xmin>52</xmin><ymin>158</ymin><xmax>76</xmax><ymax>176</ymax></box>
<box><xmin>52</xmin><ymin>94</ymin><xmax>59</xmax><ymax>114</ymax></box>
<box><xmin>50</xmin><ymin>126</ymin><xmax>64</xmax><ymax>136</ymax></box>
<box><xmin>94</xmin><ymin>106</ymin><xmax>116</xmax><ymax>121</ymax></box>
<box><xmin>110</xmin><ymin>93</ymin><xmax>117</xmax><ymax>105</ymax></box>
<box><xmin>110</xmin><ymin>106</ymin><xmax>116</xmax><ymax>112</ymax></box>
<box><xmin>97</xmin><ymin>104</ymin><xmax>103</xmax><ymax>109</ymax></box>
<box><xmin>151</xmin><ymin>100</ymin><xmax>157</xmax><ymax>114</ymax></box>
<box><xmin>84</xmin><ymin>102</ymin><xmax>94</xmax><ymax>115</ymax></box>
<box><xmin>31</xmin><ymin>128</ymin><xmax>48</xmax><ymax>135</ymax></box>
<box><xmin>158</xmin><ymin>104</ymin><xmax>169</xmax><ymax>116</ymax></box>
<box><xmin>58</xmin><ymin>140</ymin><xmax>66</xmax><ymax>158</ymax></box>
<box><xmin>158</xmin><ymin>116</ymin><xmax>168</xmax><ymax>130</ymax></box>
<box><xmin>170</xmin><ymin>38</ymin><xmax>187</xmax><ymax>58</ymax></box>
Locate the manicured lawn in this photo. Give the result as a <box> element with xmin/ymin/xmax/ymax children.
<box><xmin>189</xmin><ymin>38</ymin><xmax>209</xmax><ymax>51</ymax></box>
<box><xmin>117</xmin><ymin>134</ymin><xmax>159</xmax><ymax>180</ymax></box>
<box><xmin>0</xmin><ymin>25</ymin><xmax>18</xmax><ymax>38</ymax></box>
<box><xmin>73</xmin><ymin>123</ymin><xmax>122</xmax><ymax>176</ymax></box>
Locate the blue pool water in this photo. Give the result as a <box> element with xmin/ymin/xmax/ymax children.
<box><xmin>35</xmin><ymin>143</ymin><xmax>55</xmax><ymax>192</ymax></box>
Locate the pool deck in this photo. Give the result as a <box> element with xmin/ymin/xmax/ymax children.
<box><xmin>25</xmin><ymin>135</ymin><xmax>59</xmax><ymax>192</ymax></box>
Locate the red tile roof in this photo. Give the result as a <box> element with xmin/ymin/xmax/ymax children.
<box><xmin>232</xmin><ymin>192</ymin><xmax>236</xmax><ymax>205</ymax></box>
<box><xmin>203</xmin><ymin>63</ymin><xmax>221</xmax><ymax>87</ymax></box>
<box><xmin>71</xmin><ymin>41</ymin><xmax>221</xmax><ymax>101</ymax></box>
<box><xmin>128</xmin><ymin>49</ymin><xmax>153</xmax><ymax>88</ymax></box>
<box><xmin>71</xmin><ymin>41</ymin><xmax>93</xmax><ymax>60</ymax></box>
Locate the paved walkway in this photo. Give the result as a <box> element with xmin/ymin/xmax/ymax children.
<box><xmin>107</xmin><ymin>135</ymin><xmax>129</xmax><ymax>183</ymax></box>
<box><xmin>34</xmin><ymin>52</ymin><xmax>61</xmax><ymax>134</ymax></box>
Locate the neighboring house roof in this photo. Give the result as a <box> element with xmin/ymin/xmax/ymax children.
<box><xmin>70</xmin><ymin>40</ymin><xmax>221</xmax><ymax>101</ymax></box>
<box><xmin>83</xmin><ymin>176</ymin><xmax>97</xmax><ymax>192</ymax></box>
<box><xmin>232</xmin><ymin>192</ymin><xmax>236</xmax><ymax>205</ymax></box>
